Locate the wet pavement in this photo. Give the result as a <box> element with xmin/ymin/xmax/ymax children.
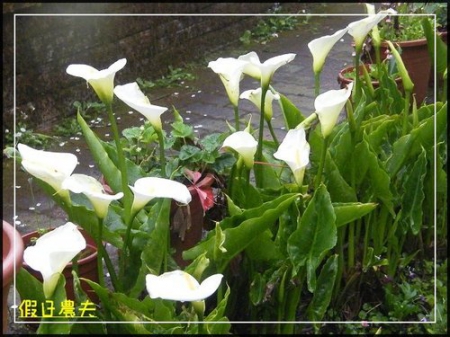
<box><xmin>4</xmin><ymin>3</ymin><xmax>371</xmax><ymax>333</ymax></box>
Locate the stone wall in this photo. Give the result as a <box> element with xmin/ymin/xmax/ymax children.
<box><xmin>3</xmin><ymin>2</ymin><xmax>278</xmax><ymax>133</ymax></box>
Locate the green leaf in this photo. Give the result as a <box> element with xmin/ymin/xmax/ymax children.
<box><xmin>333</xmin><ymin>202</ymin><xmax>378</xmax><ymax>228</ymax></box>
<box><xmin>399</xmin><ymin>148</ymin><xmax>427</xmax><ymax>235</ymax></box>
<box><xmin>355</xmin><ymin>136</ymin><xmax>395</xmax><ymax>217</ymax></box>
<box><xmin>183</xmin><ymin>193</ymin><xmax>299</xmax><ymax>271</ymax></box>
<box><xmin>306</xmin><ymin>254</ymin><xmax>338</xmax><ymax>321</ymax></box>
<box><xmin>422</xmin><ymin>17</ymin><xmax>447</xmax><ymax>74</ymax></box>
<box><xmin>205</xmin><ymin>286</ymin><xmax>231</xmax><ymax>334</ymax></box>
<box><xmin>287</xmin><ymin>184</ymin><xmax>336</xmax><ymax>292</ymax></box>
<box><xmin>245</xmin><ymin>229</ymin><xmax>283</xmax><ymax>261</ymax></box>
<box><xmin>324</xmin><ymin>152</ymin><xmax>357</xmax><ymax>202</ymax></box>
<box><xmin>77</xmin><ymin>112</ymin><xmax>123</xmax><ymax>193</ymax></box>
<box><xmin>278</xmin><ymin>93</ymin><xmax>305</xmax><ymax>129</ymax></box>
<box><xmin>386</xmin><ymin>102</ymin><xmax>447</xmax><ymax>177</ymax></box>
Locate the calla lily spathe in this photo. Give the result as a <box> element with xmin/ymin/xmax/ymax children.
<box><xmin>314</xmin><ymin>82</ymin><xmax>353</xmax><ymax>138</ymax></box>
<box><xmin>62</xmin><ymin>174</ymin><xmax>124</xmax><ymax>219</ymax></box>
<box><xmin>146</xmin><ymin>270</ymin><xmax>223</xmax><ymax>302</ymax></box>
<box><xmin>238</xmin><ymin>51</ymin><xmax>296</xmax><ymax>89</ymax></box>
<box><xmin>365</xmin><ymin>3</ymin><xmax>381</xmax><ymax>47</ymax></box>
<box><xmin>347</xmin><ymin>9</ymin><xmax>396</xmax><ymax>50</ymax></box>
<box><xmin>240</xmin><ymin>88</ymin><xmax>280</xmax><ymax>122</ymax></box>
<box><xmin>208</xmin><ymin>57</ymin><xmax>248</xmax><ymax>107</ymax></box>
<box><xmin>273</xmin><ymin>127</ymin><xmax>310</xmax><ymax>186</ymax></box>
<box><xmin>17</xmin><ymin>143</ymin><xmax>78</xmax><ymax>198</ymax></box>
<box><xmin>129</xmin><ymin>177</ymin><xmax>192</xmax><ymax>214</ymax></box>
<box><xmin>66</xmin><ymin>58</ymin><xmax>126</xmax><ymax>105</ymax></box>
<box><xmin>23</xmin><ymin>222</ymin><xmax>86</xmax><ymax>298</ymax></box>
<box><xmin>308</xmin><ymin>28</ymin><xmax>348</xmax><ymax>74</ymax></box>
<box><xmin>222</xmin><ymin>130</ymin><xmax>258</xmax><ymax>169</ymax></box>
<box><xmin>114</xmin><ymin>82</ymin><xmax>168</xmax><ymax>132</ymax></box>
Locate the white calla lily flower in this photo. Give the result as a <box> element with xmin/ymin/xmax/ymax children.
<box><xmin>23</xmin><ymin>222</ymin><xmax>86</xmax><ymax>298</ymax></box>
<box><xmin>114</xmin><ymin>82</ymin><xmax>168</xmax><ymax>132</ymax></box>
<box><xmin>208</xmin><ymin>57</ymin><xmax>248</xmax><ymax>107</ymax></box>
<box><xmin>238</xmin><ymin>51</ymin><xmax>296</xmax><ymax>88</ymax></box>
<box><xmin>347</xmin><ymin>9</ymin><xmax>396</xmax><ymax>50</ymax></box>
<box><xmin>365</xmin><ymin>3</ymin><xmax>382</xmax><ymax>47</ymax></box>
<box><xmin>146</xmin><ymin>270</ymin><xmax>223</xmax><ymax>302</ymax></box>
<box><xmin>273</xmin><ymin>127</ymin><xmax>310</xmax><ymax>186</ymax></box>
<box><xmin>62</xmin><ymin>174</ymin><xmax>124</xmax><ymax>219</ymax></box>
<box><xmin>222</xmin><ymin>130</ymin><xmax>258</xmax><ymax>169</ymax></box>
<box><xmin>66</xmin><ymin>58</ymin><xmax>126</xmax><ymax>105</ymax></box>
<box><xmin>308</xmin><ymin>28</ymin><xmax>348</xmax><ymax>74</ymax></box>
<box><xmin>17</xmin><ymin>143</ymin><xmax>78</xmax><ymax>198</ymax></box>
<box><xmin>314</xmin><ymin>82</ymin><xmax>353</xmax><ymax>138</ymax></box>
<box><xmin>129</xmin><ymin>177</ymin><xmax>192</xmax><ymax>214</ymax></box>
<box><xmin>240</xmin><ymin>88</ymin><xmax>280</xmax><ymax>122</ymax></box>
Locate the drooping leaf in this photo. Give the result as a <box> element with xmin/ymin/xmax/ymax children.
<box><xmin>183</xmin><ymin>193</ymin><xmax>299</xmax><ymax>272</ymax></box>
<box><xmin>287</xmin><ymin>184</ymin><xmax>336</xmax><ymax>292</ymax></box>
<box><xmin>278</xmin><ymin>93</ymin><xmax>305</xmax><ymax>129</ymax></box>
<box><xmin>306</xmin><ymin>254</ymin><xmax>338</xmax><ymax>321</ymax></box>
<box><xmin>399</xmin><ymin>147</ymin><xmax>427</xmax><ymax>235</ymax></box>
<box><xmin>333</xmin><ymin>202</ymin><xmax>378</xmax><ymax>228</ymax></box>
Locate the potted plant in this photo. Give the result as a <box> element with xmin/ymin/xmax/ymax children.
<box><xmin>3</xmin><ymin>220</ymin><xmax>24</xmax><ymax>334</ymax></box>
<box><xmin>337</xmin><ymin>61</ymin><xmax>403</xmax><ymax>95</ymax></box>
<box><xmin>362</xmin><ymin>2</ymin><xmax>444</xmax><ymax>104</ymax></box>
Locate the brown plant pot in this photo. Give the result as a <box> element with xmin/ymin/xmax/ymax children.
<box><xmin>170</xmin><ymin>173</ymin><xmax>216</xmax><ymax>267</ymax></box>
<box><xmin>21</xmin><ymin>227</ymin><xmax>99</xmax><ymax>304</ymax></box>
<box><xmin>3</xmin><ymin>220</ymin><xmax>25</xmax><ymax>334</ymax></box>
<box><xmin>337</xmin><ymin>64</ymin><xmax>403</xmax><ymax>92</ymax></box>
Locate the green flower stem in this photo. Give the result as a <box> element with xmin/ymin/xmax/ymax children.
<box><xmin>353</xmin><ymin>46</ymin><xmax>362</xmax><ymax>104</ymax></box>
<box><xmin>96</xmin><ymin>217</ymin><xmax>106</xmax><ymax>289</ymax></box>
<box><xmin>402</xmin><ymin>90</ymin><xmax>412</xmax><ymax>136</ymax></box>
<box><xmin>105</xmin><ymin>103</ymin><xmax>131</xmax><ymax>222</ymax></box>
<box><xmin>281</xmin><ymin>273</ymin><xmax>304</xmax><ymax>334</ymax></box>
<box><xmin>233</xmin><ymin>105</ymin><xmax>240</xmax><ymax>131</ymax></box>
<box><xmin>348</xmin><ymin>222</ymin><xmax>355</xmax><ymax>270</ymax></box>
<box><xmin>97</xmin><ymin>218</ymin><xmax>122</xmax><ymax>292</ymax></box>
<box><xmin>276</xmin><ymin>268</ymin><xmax>288</xmax><ymax>334</ymax></box>
<box><xmin>266</xmin><ymin>118</ymin><xmax>279</xmax><ymax>146</ymax></box>
<box><xmin>255</xmin><ymin>85</ymin><xmax>268</xmax><ymax>188</ymax></box>
<box><xmin>192</xmin><ymin>301</ymin><xmax>205</xmax><ymax>334</ymax></box>
<box><xmin>157</xmin><ymin>129</ymin><xmax>167</xmax><ymax>177</ymax></box>
<box><xmin>314</xmin><ymin>71</ymin><xmax>321</xmax><ymax>98</ymax></box>
<box><xmin>314</xmin><ymin>136</ymin><xmax>328</xmax><ymax>190</ymax></box>
<box><xmin>333</xmin><ymin>226</ymin><xmax>346</xmax><ymax>300</ymax></box>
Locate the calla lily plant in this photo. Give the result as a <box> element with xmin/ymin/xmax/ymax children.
<box><xmin>13</xmin><ymin>4</ymin><xmax>446</xmax><ymax>334</ymax></box>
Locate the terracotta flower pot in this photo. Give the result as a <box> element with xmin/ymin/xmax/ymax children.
<box><xmin>3</xmin><ymin>220</ymin><xmax>24</xmax><ymax>334</ymax></box>
<box><xmin>337</xmin><ymin>64</ymin><xmax>403</xmax><ymax>92</ymax></box>
<box><xmin>170</xmin><ymin>173</ymin><xmax>216</xmax><ymax>267</ymax></box>
<box><xmin>21</xmin><ymin>227</ymin><xmax>99</xmax><ymax>304</ymax></box>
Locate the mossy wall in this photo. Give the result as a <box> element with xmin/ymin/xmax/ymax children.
<box><xmin>3</xmin><ymin>3</ymin><xmax>276</xmax><ymax>132</ymax></box>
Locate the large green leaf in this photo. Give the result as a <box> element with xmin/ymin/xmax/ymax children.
<box><xmin>422</xmin><ymin>17</ymin><xmax>447</xmax><ymax>75</ymax></box>
<box><xmin>287</xmin><ymin>184</ymin><xmax>336</xmax><ymax>292</ymax></box>
<box><xmin>306</xmin><ymin>254</ymin><xmax>338</xmax><ymax>321</ymax></box>
<box><xmin>386</xmin><ymin>102</ymin><xmax>447</xmax><ymax>177</ymax></box>
<box><xmin>333</xmin><ymin>202</ymin><xmax>378</xmax><ymax>228</ymax></box>
<box><xmin>278</xmin><ymin>93</ymin><xmax>305</xmax><ymax>129</ymax></box>
<box><xmin>324</xmin><ymin>152</ymin><xmax>357</xmax><ymax>202</ymax></box>
<box><xmin>183</xmin><ymin>193</ymin><xmax>299</xmax><ymax>271</ymax></box>
<box><xmin>399</xmin><ymin>148</ymin><xmax>427</xmax><ymax>235</ymax></box>
<box><xmin>205</xmin><ymin>286</ymin><xmax>231</xmax><ymax>334</ymax></box>
<box><xmin>77</xmin><ymin>112</ymin><xmax>123</xmax><ymax>193</ymax></box>
<box><xmin>354</xmin><ymin>136</ymin><xmax>395</xmax><ymax>216</ymax></box>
